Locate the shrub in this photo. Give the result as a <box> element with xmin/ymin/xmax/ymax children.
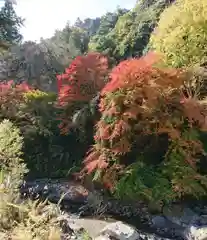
<box><xmin>22</xmin><ymin>90</ymin><xmax>57</xmax><ymax>137</ymax></box>
<box><xmin>9</xmin><ymin>199</ymin><xmax>62</xmax><ymax>240</ymax></box>
<box><xmin>149</xmin><ymin>0</ymin><xmax>207</xmax><ymax>68</ymax></box>
<box><xmin>0</xmin><ymin>121</ymin><xmax>62</xmax><ymax>240</ymax></box>
<box><xmin>22</xmin><ymin>90</ymin><xmax>79</xmax><ymax>178</ymax></box>
<box><xmin>22</xmin><ymin>89</ymin><xmax>93</xmax><ymax>178</ymax></box>
<box><xmin>0</xmin><ymin>164</ymin><xmax>62</xmax><ymax>240</ymax></box>
<box><xmin>0</xmin><ymin>119</ymin><xmax>28</xmax><ymax>230</ymax></box>
<box><xmin>0</xmin><ymin>83</ymin><xmax>75</xmax><ymax>178</ymax></box>
<box><xmin>0</xmin><ymin>81</ymin><xmax>31</xmax><ymax>127</ymax></box>
<box><xmin>57</xmin><ymin>52</ymin><xmax>109</xmax><ymax>134</ymax></box>
<box><xmin>0</xmin><ymin>81</ymin><xmax>57</xmax><ymax>137</ymax></box>
<box><xmin>0</xmin><ymin>119</ymin><xmax>28</xmax><ymax>186</ymax></box>
<box><xmin>81</xmin><ymin>53</ymin><xmax>207</xmax><ymax>204</ymax></box>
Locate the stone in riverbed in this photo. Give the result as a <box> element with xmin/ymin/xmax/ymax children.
<box><xmin>158</xmin><ymin>204</ymin><xmax>207</xmax><ymax>240</ymax></box>
<box><xmin>20</xmin><ymin>178</ymin><xmax>89</xmax><ymax>204</ymax></box>
<box><xmin>96</xmin><ymin>221</ymin><xmax>139</xmax><ymax>240</ymax></box>
<box><xmin>184</xmin><ymin>225</ymin><xmax>207</xmax><ymax>240</ymax></box>
<box><xmin>95</xmin><ymin>221</ymin><xmax>173</xmax><ymax>240</ymax></box>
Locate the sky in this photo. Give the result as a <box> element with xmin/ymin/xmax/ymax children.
<box><xmin>14</xmin><ymin>0</ymin><xmax>137</xmax><ymax>42</ymax></box>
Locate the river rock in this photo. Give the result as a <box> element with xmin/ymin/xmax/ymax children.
<box><xmin>96</xmin><ymin>221</ymin><xmax>139</xmax><ymax>240</ymax></box>
<box><xmin>19</xmin><ymin>178</ymin><xmax>207</xmax><ymax>240</ymax></box>
<box><xmin>95</xmin><ymin>221</ymin><xmax>174</xmax><ymax>240</ymax></box>
<box><xmin>153</xmin><ymin>205</ymin><xmax>207</xmax><ymax>240</ymax></box>
<box><xmin>63</xmin><ymin>218</ymin><xmax>174</xmax><ymax>240</ymax></box>
<box><xmin>184</xmin><ymin>225</ymin><xmax>207</xmax><ymax>240</ymax></box>
<box><xmin>20</xmin><ymin>178</ymin><xmax>89</xmax><ymax>204</ymax></box>
<box><xmin>61</xmin><ymin>218</ymin><xmax>113</xmax><ymax>238</ymax></box>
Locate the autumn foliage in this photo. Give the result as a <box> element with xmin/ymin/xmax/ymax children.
<box><xmin>0</xmin><ymin>80</ymin><xmax>32</xmax><ymax>123</ymax></box>
<box><xmin>0</xmin><ymin>81</ymin><xmax>55</xmax><ymax>136</ymax></box>
<box><xmin>57</xmin><ymin>52</ymin><xmax>109</xmax><ymax>133</ymax></box>
<box><xmin>81</xmin><ymin>53</ymin><xmax>207</xmax><ymax>203</ymax></box>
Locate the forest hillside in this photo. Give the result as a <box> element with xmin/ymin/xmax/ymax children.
<box><xmin>1</xmin><ymin>0</ymin><xmax>207</xmax><ymax>239</ymax></box>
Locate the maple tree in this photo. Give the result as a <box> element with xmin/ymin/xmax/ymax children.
<box><xmin>80</xmin><ymin>53</ymin><xmax>207</xmax><ymax>203</ymax></box>
<box><xmin>0</xmin><ymin>80</ymin><xmax>32</xmax><ymax>122</ymax></box>
<box><xmin>57</xmin><ymin>52</ymin><xmax>109</xmax><ymax>134</ymax></box>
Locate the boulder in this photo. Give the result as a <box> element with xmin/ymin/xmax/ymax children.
<box><xmin>184</xmin><ymin>225</ymin><xmax>207</xmax><ymax>240</ymax></box>
<box><xmin>95</xmin><ymin>221</ymin><xmax>173</xmax><ymax>240</ymax></box>
<box><xmin>96</xmin><ymin>221</ymin><xmax>139</xmax><ymax>240</ymax></box>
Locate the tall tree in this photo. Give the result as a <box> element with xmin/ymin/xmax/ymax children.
<box><xmin>0</xmin><ymin>0</ymin><xmax>23</xmax><ymax>49</ymax></box>
<box><xmin>89</xmin><ymin>8</ymin><xmax>128</xmax><ymax>64</ymax></box>
<box><xmin>89</xmin><ymin>1</ymin><xmax>173</xmax><ymax>63</ymax></box>
<box><xmin>150</xmin><ymin>0</ymin><xmax>207</xmax><ymax>68</ymax></box>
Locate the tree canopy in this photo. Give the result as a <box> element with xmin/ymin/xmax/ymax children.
<box><xmin>0</xmin><ymin>0</ymin><xmax>23</xmax><ymax>50</ymax></box>
<box><xmin>150</xmin><ymin>0</ymin><xmax>207</xmax><ymax>68</ymax></box>
<box><xmin>88</xmin><ymin>0</ymin><xmax>173</xmax><ymax>63</ymax></box>
<box><xmin>0</xmin><ymin>0</ymin><xmax>175</xmax><ymax>91</ymax></box>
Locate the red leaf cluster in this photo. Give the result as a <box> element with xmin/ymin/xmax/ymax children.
<box><xmin>0</xmin><ymin>80</ymin><xmax>32</xmax><ymax>123</ymax></box>
<box><xmin>57</xmin><ymin>52</ymin><xmax>109</xmax><ymax>134</ymax></box>
<box><xmin>101</xmin><ymin>52</ymin><xmax>160</xmax><ymax>95</ymax></box>
<box><xmin>0</xmin><ymin>80</ymin><xmax>32</xmax><ymax>92</ymax></box>
<box><xmin>57</xmin><ymin>52</ymin><xmax>109</xmax><ymax>107</ymax></box>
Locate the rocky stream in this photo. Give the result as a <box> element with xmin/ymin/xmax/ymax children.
<box><xmin>19</xmin><ymin>178</ymin><xmax>207</xmax><ymax>240</ymax></box>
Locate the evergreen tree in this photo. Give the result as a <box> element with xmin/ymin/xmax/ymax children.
<box><xmin>0</xmin><ymin>0</ymin><xmax>23</xmax><ymax>49</ymax></box>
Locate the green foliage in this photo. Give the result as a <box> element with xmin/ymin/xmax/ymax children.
<box><xmin>150</xmin><ymin>0</ymin><xmax>207</xmax><ymax>68</ymax></box>
<box><xmin>115</xmin><ymin>128</ymin><xmax>207</xmax><ymax>204</ymax></box>
<box><xmin>0</xmin><ymin>84</ymin><xmax>84</xmax><ymax>178</ymax></box>
<box><xmin>113</xmin><ymin>0</ymin><xmax>172</xmax><ymax>60</ymax></box>
<box><xmin>23</xmin><ymin>90</ymin><xmax>57</xmax><ymax>136</ymax></box>
<box><xmin>1</xmin><ymin>41</ymin><xmax>65</xmax><ymax>91</ymax></box>
<box><xmin>0</xmin><ymin>157</ymin><xmax>62</xmax><ymax>239</ymax></box>
<box><xmin>0</xmin><ymin>85</ymin><xmax>56</xmax><ymax>138</ymax></box>
<box><xmin>115</xmin><ymin>161</ymin><xmax>173</xmax><ymax>204</ymax></box>
<box><xmin>0</xmin><ymin>119</ymin><xmax>28</xmax><ymax>185</ymax></box>
<box><xmin>21</xmin><ymin>90</ymin><xmax>77</xmax><ymax>178</ymax></box>
<box><xmin>0</xmin><ymin>120</ymin><xmax>28</xmax><ymax>234</ymax></box>
<box><xmin>0</xmin><ymin>104</ymin><xmax>86</xmax><ymax>240</ymax></box>
<box><xmin>22</xmin><ymin>89</ymin><xmax>95</xmax><ymax>179</ymax></box>
<box><xmin>89</xmin><ymin>1</ymin><xmax>171</xmax><ymax>63</ymax></box>
<box><xmin>0</xmin><ymin>119</ymin><xmax>23</xmax><ymax>167</ymax></box>
<box><xmin>0</xmin><ymin>121</ymin><xmax>63</xmax><ymax>239</ymax></box>
<box><xmin>88</xmin><ymin>8</ymin><xmax>129</xmax><ymax>64</ymax></box>
<box><xmin>0</xmin><ymin>0</ymin><xmax>23</xmax><ymax>50</ymax></box>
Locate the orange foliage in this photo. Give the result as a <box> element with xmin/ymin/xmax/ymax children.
<box><xmin>80</xmin><ymin>52</ymin><xmax>207</xmax><ymax>197</ymax></box>
<box><xmin>101</xmin><ymin>52</ymin><xmax>161</xmax><ymax>95</ymax></box>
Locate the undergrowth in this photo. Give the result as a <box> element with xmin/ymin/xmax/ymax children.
<box><xmin>0</xmin><ymin>120</ymin><xmax>63</xmax><ymax>239</ymax></box>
